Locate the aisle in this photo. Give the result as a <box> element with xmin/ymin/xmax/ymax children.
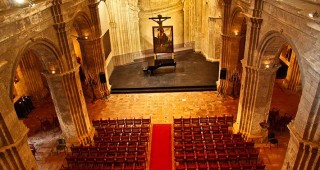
<box><xmin>149</xmin><ymin>124</ymin><xmax>172</xmax><ymax>170</ymax></box>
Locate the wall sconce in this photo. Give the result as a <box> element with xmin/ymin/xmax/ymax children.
<box><xmin>48</xmin><ymin>62</ymin><xmax>58</xmax><ymax>74</ymax></box>
<box><xmin>262</xmin><ymin>57</ymin><xmax>277</xmax><ymax>69</ymax></box>
<box><xmin>309</xmin><ymin>11</ymin><xmax>319</xmax><ymax>18</ymax></box>
<box><xmin>72</xmin><ymin>35</ymin><xmax>89</xmax><ymax>40</ymax></box>
<box><xmin>234</xmin><ymin>30</ymin><xmax>239</xmax><ymax>36</ymax></box>
<box><xmin>14</xmin><ymin>0</ymin><xmax>35</xmax><ymax>7</ymax></box>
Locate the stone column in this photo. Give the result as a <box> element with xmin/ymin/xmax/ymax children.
<box><xmin>0</xmin><ymin>61</ymin><xmax>38</xmax><ymax>170</ymax></box>
<box><xmin>234</xmin><ymin>63</ymin><xmax>279</xmax><ymax>140</ymax></box>
<box><xmin>221</xmin><ymin>34</ymin><xmax>243</xmax><ymax>95</ymax></box>
<box><xmin>283</xmin><ymin>53</ymin><xmax>301</xmax><ymax>92</ymax></box>
<box><xmin>43</xmin><ymin>66</ymin><xmax>95</xmax><ymax>146</ymax></box>
<box><xmin>219</xmin><ymin>0</ymin><xmax>232</xmax><ymax>94</ymax></box>
<box><xmin>19</xmin><ymin>50</ymin><xmax>48</xmax><ymax>100</ymax></box>
<box><xmin>282</xmin><ymin>62</ymin><xmax>320</xmax><ymax>170</ymax></box>
<box><xmin>88</xmin><ymin>0</ymin><xmax>110</xmax><ymax>97</ymax></box>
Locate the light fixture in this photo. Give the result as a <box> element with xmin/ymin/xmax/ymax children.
<box><xmin>71</xmin><ymin>35</ymin><xmax>89</xmax><ymax>40</ymax></box>
<box><xmin>309</xmin><ymin>11</ymin><xmax>319</xmax><ymax>18</ymax></box>
<box><xmin>234</xmin><ymin>31</ymin><xmax>239</xmax><ymax>36</ymax></box>
<box><xmin>14</xmin><ymin>0</ymin><xmax>35</xmax><ymax>8</ymax></box>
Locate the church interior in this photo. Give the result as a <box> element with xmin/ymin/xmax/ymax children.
<box><xmin>0</xmin><ymin>0</ymin><xmax>319</xmax><ymax>170</ymax></box>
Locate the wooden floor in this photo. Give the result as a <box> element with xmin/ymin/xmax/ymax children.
<box><xmin>23</xmin><ymin>80</ymin><xmax>301</xmax><ymax>170</ymax></box>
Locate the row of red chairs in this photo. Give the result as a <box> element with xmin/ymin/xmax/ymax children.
<box><xmin>176</xmin><ymin>161</ymin><xmax>265</xmax><ymax>170</ymax></box>
<box><xmin>174</xmin><ymin>115</ymin><xmax>234</xmax><ymax>126</ymax></box>
<box><xmin>66</xmin><ymin>152</ymin><xmax>147</xmax><ymax>166</ymax></box>
<box><xmin>96</xmin><ymin>126</ymin><xmax>150</xmax><ymax>136</ymax></box>
<box><xmin>174</xmin><ymin>141</ymin><xmax>255</xmax><ymax>154</ymax></box>
<box><xmin>92</xmin><ymin>117</ymin><xmax>151</xmax><ymax>128</ymax></box>
<box><xmin>94</xmin><ymin>134</ymin><xmax>149</xmax><ymax>145</ymax></box>
<box><xmin>174</xmin><ymin>124</ymin><xmax>230</xmax><ymax>134</ymax></box>
<box><xmin>61</xmin><ymin>163</ymin><xmax>145</xmax><ymax>170</ymax></box>
<box><xmin>174</xmin><ymin>132</ymin><xmax>243</xmax><ymax>143</ymax></box>
<box><xmin>175</xmin><ymin>150</ymin><xmax>259</xmax><ymax>164</ymax></box>
<box><xmin>70</xmin><ymin>143</ymin><xmax>147</xmax><ymax>156</ymax></box>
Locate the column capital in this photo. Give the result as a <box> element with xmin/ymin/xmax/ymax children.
<box><xmin>222</xmin><ymin>0</ymin><xmax>232</xmax><ymax>5</ymax></box>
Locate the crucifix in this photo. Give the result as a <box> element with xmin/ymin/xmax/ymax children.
<box><xmin>149</xmin><ymin>14</ymin><xmax>171</xmax><ymax>31</ymax></box>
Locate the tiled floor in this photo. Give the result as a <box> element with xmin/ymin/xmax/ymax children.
<box><xmin>23</xmin><ymin>80</ymin><xmax>301</xmax><ymax>170</ymax></box>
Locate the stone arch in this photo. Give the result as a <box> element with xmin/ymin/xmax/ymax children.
<box><xmin>9</xmin><ymin>38</ymin><xmax>63</xmax><ymax>100</ymax></box>
<box><xmin>257</xmin><ymin>31</ymin><xmax>304</xmax><ymax>85</ymax></box>
<box><xmin>72</xmin><ymin>11</ymin><xmax>95</xmax><ymax>37</ymax></box>
<box><xmin>230</xmin><ymin>7</ymin><xmax>247</xmax><ymax>35</ymax></box>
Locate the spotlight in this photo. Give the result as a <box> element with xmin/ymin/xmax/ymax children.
<box><xmin>309</xmin><ymin>11</ymin><xmax>319</xmax><ymax>18</ymax></box>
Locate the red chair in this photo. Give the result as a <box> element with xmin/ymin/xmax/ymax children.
<box><xmin>100</xmin><ymin>118</ymin><xmax>108</xmax><ymax>127</ymax></box>
<box><xmin>117</xmin><ymin>118</ymin><xmax>125</xmax><ymax>127</ymax></box>
<box><xmin>174</xmin><ymin>143</ymin><xmax>184</xmax><ymax>153</ymax></box>
<box><xmin>176</xmin><ymin>162</ymin><xmax>186</xmax><ymax>170</ymax></box>
<box><xmin>142</xmin><ymin>118</ymin><xmax>150</xmax><ymax>126</ymax></box>
<box><xmin>187</xmin><ymin>162</ymin><xmax>198</xmax><ymax>170</ymax></box>
<box><xmin>133</xmin><ymin>118</ymin><xmax>142</xmax><ymax>125</ymax></box>
<box><xmin>211</xmin><ymin>125</ymin><xmax>220</xmax><ymax>134</ymax></box>
<box><xmin>203</xmin><ymin>134</ymin><xmax>213</xmax><ymax>142</ymax></box>
<box><xmin>109</xmin><ymin>119</ymin><xmax>117</xmax><ymax>127</ymax></box>
<box><xmin>132</xmin><ymin>127</ymin><xmax>141</xmax><ymax>133</ymax></box>
<box><xmin>200</xmin><ymin>117</ymin><xmax>209</xmax><ymax>125</ymax></box>
<box><xmin>198</xmin><ymin>162</ymin><xmax>209</xmax><ymax>170</ymax></box>
<box><xmin>241</xmin><ymin>162</ymin><xmax>253</xmax><ymax>170</ymax></box>
<box><xmin>141</xmin><ymin>126</ymin><xmax>150</xmax><ymax>133</ymax></box>
<box><xmin>232</xmin><ymin>133</ymin><xmax>243</xmax><ymax>141</ymax></box>
<box><xmin>125</xmin><ymin>118</ymin><xmax>134</xmax><ymax>126</ymax></box>
<box><xmin>182</xmin><ymin>117</ymin><xmax>191</xmax><ymax>125</ymax></box>
<box><xmin>191</xmin><ymin>117</ymin><xmax>200</xmax><ymax>125</ymax></box>
<box><xmin>206</xmin><ymin>152</ymin><xmax>217</xmax><ymax>162</ymax></box>
<box><xmin>220</xmin><ymin>124</ymin><xmax>229</xmax><ymax>133</ymax></box>
<box><xmin>226</xmin><ymin>115</ymin><xmax>234</xmax><ymax>126</ymax></box>
<box><xmin>201</xmin><ymin>125</ymin><xmax>211</xmax><ymax>134</ymax></box>
<box><xmin>208</xmin><ymin>116</ymin><xmax>217</xmax><ymax>124</ymax></box>
<box><xmin>95</xmin><ymin>155</ymin><xmax>107</xmax><ymax>166</ymax></box>
<box><xmin>208</xmin><ymin>163</ymin><xmax>219</xmax><ymax>170</ymax></box>
<box><xmin>217</xmin><ymin>116</ymin><xmax>226</xmax><ymax>124</ymax></box>
<box><xmin>192</xmin><ymin>125</ymin><xmax>201</xmax><ymax>133</ymax></box>
<box><xmin>175</xmin><ymin>153</ymin><xmax>185</xmax><ymax>163</ymax></box>
<box><xmin>174</xmin><ymin>117</ymin><xmax>183</xmax><ymax>125</ymax></box>
<box><xmin>219</xmin><ymin>161</ymin><xmax>230</xmax><ymax>170</ymax></box>
<box><xmin>229</xmin><ymin>161</ymin><xmax>241</xmax><ymax>170</ymax></box>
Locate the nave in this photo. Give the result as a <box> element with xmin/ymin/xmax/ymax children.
<box><xmin>23</xmin><ymin>80</ymin><xmax>300</xmax><ymax>170</ymax></box>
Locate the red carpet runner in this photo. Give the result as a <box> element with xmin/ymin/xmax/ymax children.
<box><xmin>150</xmin><ymin>124</ymin><xmax>172</xmax><ymax>170</ymax></box>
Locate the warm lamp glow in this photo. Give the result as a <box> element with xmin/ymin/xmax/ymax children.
<box><xmin>234</xmin><ymin>31</ymin><xmax>239</xmax><ymax>36</ymax></box>
<box><xmin>15</xmin><ymin>0</ymin><xmax>25</xmax><ymax>4</ymax></box>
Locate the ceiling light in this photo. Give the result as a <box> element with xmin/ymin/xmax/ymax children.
<box><xmin>309</xmin><ymin>11</ymin><xmax>319</xmax><ymax>18</ymax></box>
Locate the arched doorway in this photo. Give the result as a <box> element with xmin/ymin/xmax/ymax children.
<box><xmin>257</xmin><ymin>33</ymin><xmax>302</xmax><ymax>169</ymax></box>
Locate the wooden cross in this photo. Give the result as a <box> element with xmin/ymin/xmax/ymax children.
<box><xmin>149</xmin><ymin>14</ymin><xmax>171</xmax><ymax>30</ymax></box>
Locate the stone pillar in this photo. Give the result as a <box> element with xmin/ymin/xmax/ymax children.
<box><xmin>221</xmin><ymin>34</ymin><xmax>243</xmax><ymax>95</ymax></box>
<box><xmin>43</xmin><ymin>66</ymin><xmax>95</xmax><ymax>146</ymax></box>
<box><xmin>88</xmin><ymin>0</ymin><xmax>110</xmax><ymax>97</ymax></box>
<box><xmin>282</xmin><ymin>63</ymin><xmax>320</xmax><ymax>170</ymax></box>
<box><xmin>194</xmin><ymin>0</ymin><xmax>203</xmax><ymax>52</ymax></box>
<box><xmin>234</xmin><ymin>63</ymin><xmax>279</xmax><ymax>140</ymax></box>
<box><xmin>183</xmin><ymin>0</ymin><xmax>195</xmax><ymax>48</ymax></box>
<box><xmin>219</xmin><ymin>0</ymin><xmax>232</xmax><ymax>94</ymax></box>
<box><xmin>0</xmin><ymin>61</ymin><xmax>38</xmax><ymax>170</ymax></box>
<box><xmin>78</xmin><ymin>38</ymin><xmax>108</xmax><ymax>98</ymax></box>
<box><xmin>283</xmin><ymin>53</ymin><xmax>301</xmax><ymax>92</ymax></box>
<box><xmin>19</xmin><ymin>50</ymin><xmax>48</xmax><ymax>100</ymax></box>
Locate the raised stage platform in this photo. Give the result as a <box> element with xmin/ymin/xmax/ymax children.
<box><xmin>109</xmin><ymin>51</ymin><xmax>219</xmax><ymax>93</ymax></box>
